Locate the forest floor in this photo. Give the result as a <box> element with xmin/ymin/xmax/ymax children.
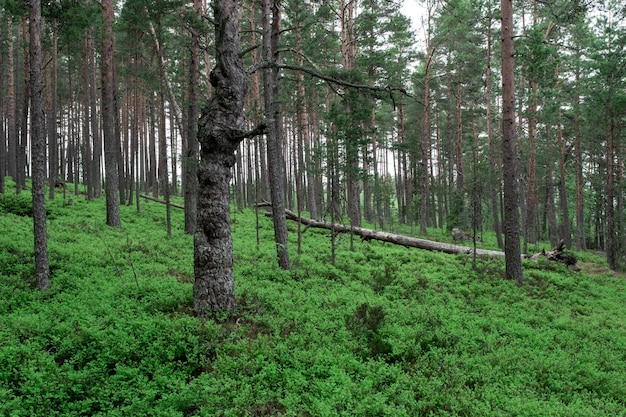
<box><xmin>1</xmin><ymin>182</ymin><xmax>625</xmax><ymax>416</ymax></box>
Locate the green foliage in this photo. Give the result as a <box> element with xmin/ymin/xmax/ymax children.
<box><xmin>1</xmin><ymin>191</ymin><xmax>626</xmax><ymax>416</ymax></box>
<box><xmin>0</xmin><ymin>193</ymin><xmax>34</xmax><ymax>216</ymax></box>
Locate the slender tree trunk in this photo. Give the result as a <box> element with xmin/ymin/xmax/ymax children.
<box><xmin>183</xmin><ymin>0</ymin><xmax>201</xmax><ymax>233</ymax></box>
<box><xmin>18</xmin><ymin>18</ymin><xmax>30</xmax><ymax>193</ymax></box>
<box><xmin>294</xmin><ymin>14</ymin><xmax>317</xmax><ymax>221</ymax></box>
<box><xmin>262</xmin><ymin>0</ymin><xmax>290</xmax><ymax>269</ymax></box>
<box><xmin>87</xmin><ymin>28</ymin><xmax>101</xmax><ymax>198</ymax></box>
<box><xmin>557</xmin><ymin>109</ymin><xmax>571</xmax><ymax>248</ymax></box>
<box><xmin>486</xmin><ymin>17</ymin><xmax>503</xmax><ymax>249</ymax></box>
<box><xmin>525</xmin><ymin>79</ymin><xmax>538</xmax><ymax>251</ymax></box>
<box><xmin>606</xmin><ymin>118</ymin><xmax>616</xmax><ymax>270</ymax></box>
<box><xmin>159</xmin><ymin>90</ymin><xmax>172</xmax><ymax>237</ymax></box>
<box><xmin>420</xmin><ymin>40</ymin><xmax>434</xmax><ymax>235</ymax></box>
<box><xmin>81</xmin><ymin>36</ymin><xmax>93</xmax><ymax>199</ymax></box>
<box><xmin>455</xmin><ymin>80</ymin><xmax>464</xmax><ymax>198</ymax></box>
<box><xmin>47</xmin><ymin>22</ymin><xmax>58</xmax><ymax>201</ymax></box>
<box><xmin>29</xmin><ymin>0</ymin><xmax>50</xmax><ymax>290</ymax></box>
<box><xmin>501</xmin><ymin>0</ymin><xmax>523</xmax><ymax>285</ymax></box>
<box><xmin>546</xmin><ymin>164</ymin><xmax>559</xmax><ymax>247</ymax></box>
<box><xmin>574</xmin><ymin>66</ymin><xmax>585</xmax><ymax>250</ymax></box>
<box><xmin>6</xmin><ymin>19</ymin><xmax>17</xmax><ymax>184</ymax></box>
<box><xmin>102</xmin><ymin>0</ymin><xmax>121</xmax><ymax>227</ymax></box>
<box><xmin>169</xmin><ymin>102</ymin><xmax>178</xmax><ymax>197</ymax></box>
<box><xmin>149</xmin><ymin>93</ymin><xmax>158</xmax><ymax>198</ymax></box>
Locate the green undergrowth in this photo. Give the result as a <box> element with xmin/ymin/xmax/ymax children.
<box><xmin>1</xmin><ymin>189</ymin><xmax>625</xmax><ymax>416</ymax></box>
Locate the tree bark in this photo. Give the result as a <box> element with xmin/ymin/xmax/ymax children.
<box><xmin>501</xmin><ymin>0</ymin><xmax>524</xmax><ymax>285</ymax></box>
<box><xmin>81</xmin><ymin>35</ymin><xmax>93</xmax><ymax>199</ymax></box>
<box><xmin>102</xmin><ymin>0</ymin><xmax>121</xmax><ymax>227</ymax></box>
<box><xmin>557</xmin><ymin>108</ymin><xmax>571</xmax><ymax>248</ymax></box>
<box><xmin>574</xmin><ymin>66</ymin><xmax>585</xmax><ymax>251</ymax></box>
<box><xmin>18</xmin><ymin>18</ymin><xmax>30</xmax><ymax>193</ymax></box>
<box><xmin>158</xmin><ymin>90</ymin><xmax>172</xmax><ymax>237</ymax></box>
<box><xmin>606</xmin><ymin>118</ymin><xmax>616</xmax><ymax>270</ymax></box>
<box><xmin>183</xmin><ymin>0</ymin><xmax>201</xmax><ymax>234</ymax></box>
<box><xmin>525</xmin><ymin>78</ymin><xmax>538</xmax><ymax>252</ymax></box>
<box><xmin>485</xmin><ymin>16</ymin><xmax>503</xmax><ymax>249</ymax></box>
<box><xmin>87</xmin><ymin>27</ymin><xmax>101</xmax><ymax>198</ymax></box>
<box><xmin>6</xmin><ymin>19</ymin><xmax>16</xmax><ymax>184</ymax></box>
<box><xmin>47</xmin><ymin>22</ymin><xmax>58</xmax><ymax>201</ymax></box>
<box><xmin>262</xmin><ymin>0</ymin><xmax>290</xmax><ymax>270</ymax></box>
<box><xmin>194</xmin><ymin>0</ymin><xmax>266</xmax><ymax>315</ymax></box>
<box><xmin>29</xmin><ymin>0</ymin><xmax>50</xmax><ymax>290</ymax></box>
<box><xmin>420</xmin><ymin>38</ymin><xmax>434</xmax><ymax>235</ymax></box>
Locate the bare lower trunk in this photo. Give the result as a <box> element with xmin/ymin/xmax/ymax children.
<box><xmin>195</xmin><ymin>152</ymin><xmax>237</xmax><ymax>314</ymax></box>
<box><xmin>102</xmin><ymin>0</ymin><xmax>121</xmax><ymax>227</ymax></box>
<box><xmin>30</xmin><ymin>0</ymin><xmax>50</xmax><ymax>290</ymax></box>
<box><xmin>501</xmin><ymin>0</ymin><xmax>523</xmax><ymax>285</ymax></box>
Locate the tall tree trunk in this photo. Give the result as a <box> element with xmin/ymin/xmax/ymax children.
<box><xmin>148</xmin><ymin>92</ymin><xmax>158</xmax><ymax>198</ymax></box>
<box><xmin>6</xmin><ymin>19</ymin><xmax>16</xmax><ymax>185</ymax></box>
<box><xmin>47</xmin><ymin>22</ymin><xmax>58</xmax><ymax>201</ymax></box>
<box><xmin>194</xmin><ymin>0</ymin><xmax>265</xmax><ymax>315</ymax></box>
<box><xmin>29</xmin><ymin>0</ymin><xmax>50</xmax><ymax>290</ymax></box>
<box><xmin>294</xmin><ymin>12</ymin><xmax>317</xmax><ymax>220</ymax></box>
<box><xmin>501</xmin><ymin>0</ymin><xmax>523</xmax><ymax>285</ymax></box>
<box><xmin>455</xmin><ymin>80</ymin><xmax>464</xmax><ymax>198</ymax></box>
<box><xmin>184</xmin><ymin>0</ymin><xmax>201</xmax><ymax>233</ymax></box>
<box><xmin>18</xmin><ymin>18</ymin><xmax>30</xmax><ymax>193</ymax></box>
<box><xmin>486</xmin><ymin>17</ymin><xmax>503</xmax><ymax>249</ymax></box>
<box><xmin>557</xmin><ymin>108</ymin><xmax>571</xmax><ymax>248</ymax></box>
<box><xmin>102</xmin><ymin>0</ymin><xmax>121</xmax><ymax>227</ymax></box>
<box><xmin>525</xmin><ymin>79</ymin><xmax>538</xmax><ymax>252</ymax></box>
<box><xmin>420</xmin><ymin>40</ymin><xmax>434</xmax><ymax>235</ymax></box>
<box><xmin>130</xmin><ymin>85</ymin><xmax>139</xmax><ymax>210</ymax></box>
<box><xmin>81</xmin><ymin>35</ymin><xmax>93</xmax><ymax>199</ymax></box>
<box><xmin>262</xmin><ymin>0</ymin><xmax>290</xmax><ymax>269</ymax></box>
<box><xmin>341</xmin><ymin>0</ymin><xmax>361</xmax><ymax>230</ymax></box>
<box><xmin>546</xmin><ymin>163</ymin><xmax>559</xmax><ymax>248</ymax></box>
<box><xmin>169</xmin><ymin>102</ymin><xmax>178</xmax><ymax>197</ymax></box>
<box><xmin>574</xmin><ymin>66</ymin><xmax>585</xmax><ymax>250</ymax></box>
<box><xmin>159</xmin><ymin>90</ymin><xmax>172</xmax><ymax>237</ymax></box>
<box><xmin>606</xmin><ymin>118</ymin><xmax>616</xmax><ymax>270</ymax></box>
<box><xmin>87</xmin><ymin>28</ymin><xmax>101</xmax><ymax>198</ymax></box>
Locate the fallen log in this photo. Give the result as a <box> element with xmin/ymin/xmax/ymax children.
<box><xmin>139</xmin><ymin>194</ymin><xmax>184</xmax><ymax>210</ymax></box>
<box><xmin>271</xmin><ymin>209</ymin><xmax>580</xmax><ymax>270</ymax></box>
<box><xmin>271</xmin><ymin>209</ymin><xmax>503</xmax><ymax>256</ymax></box>
<box><xmin>529</xmin><ymin>240</ymin><xmax>580</xmax><ymax>271</ymax></box>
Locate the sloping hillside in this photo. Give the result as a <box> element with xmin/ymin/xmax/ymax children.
<box><xmin>1</xmin><ymin>188</ymin><xmax>625</xmax><ymax>416</ymax></box>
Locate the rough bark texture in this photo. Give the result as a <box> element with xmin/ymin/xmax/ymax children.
<box><xmin>194</xmin><ymin>0</ymin><xmax>255</xmax><ymax>315</ymax></box>
<box><xmin>102</xmin><ymin>0</ymin><xmax>121</xmax><ymax>227</ymax></box>
<box><xmin>500</xmin><ymin>0</ymin><xmax>523</xmax><ymax>285</ymax></box>
<box><xmin>29</xmin><ymin>0</ymin><xmax>50</xmax><ymax>290</ymax></box>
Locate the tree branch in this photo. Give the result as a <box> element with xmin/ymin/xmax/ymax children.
<box><xmin>233</xmin><ymin>122</ymin><xmax>268</xmax><ymax>141</ymax></box>
<box><xmin>247</xmin><ymin>61</ymin><xmax>412</xmax><ymax>100</ymax></box>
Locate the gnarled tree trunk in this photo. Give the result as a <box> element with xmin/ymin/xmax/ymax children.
<box><xmin>194</xmin><ymin>0</ymin><xmax>265</xmax><ymax>315</ymax></box>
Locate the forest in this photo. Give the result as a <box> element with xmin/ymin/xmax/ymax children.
<box><xmin>1</xmin><ymin>0</ymin><xmax>626</xmax><ymax>414</ymax></box>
